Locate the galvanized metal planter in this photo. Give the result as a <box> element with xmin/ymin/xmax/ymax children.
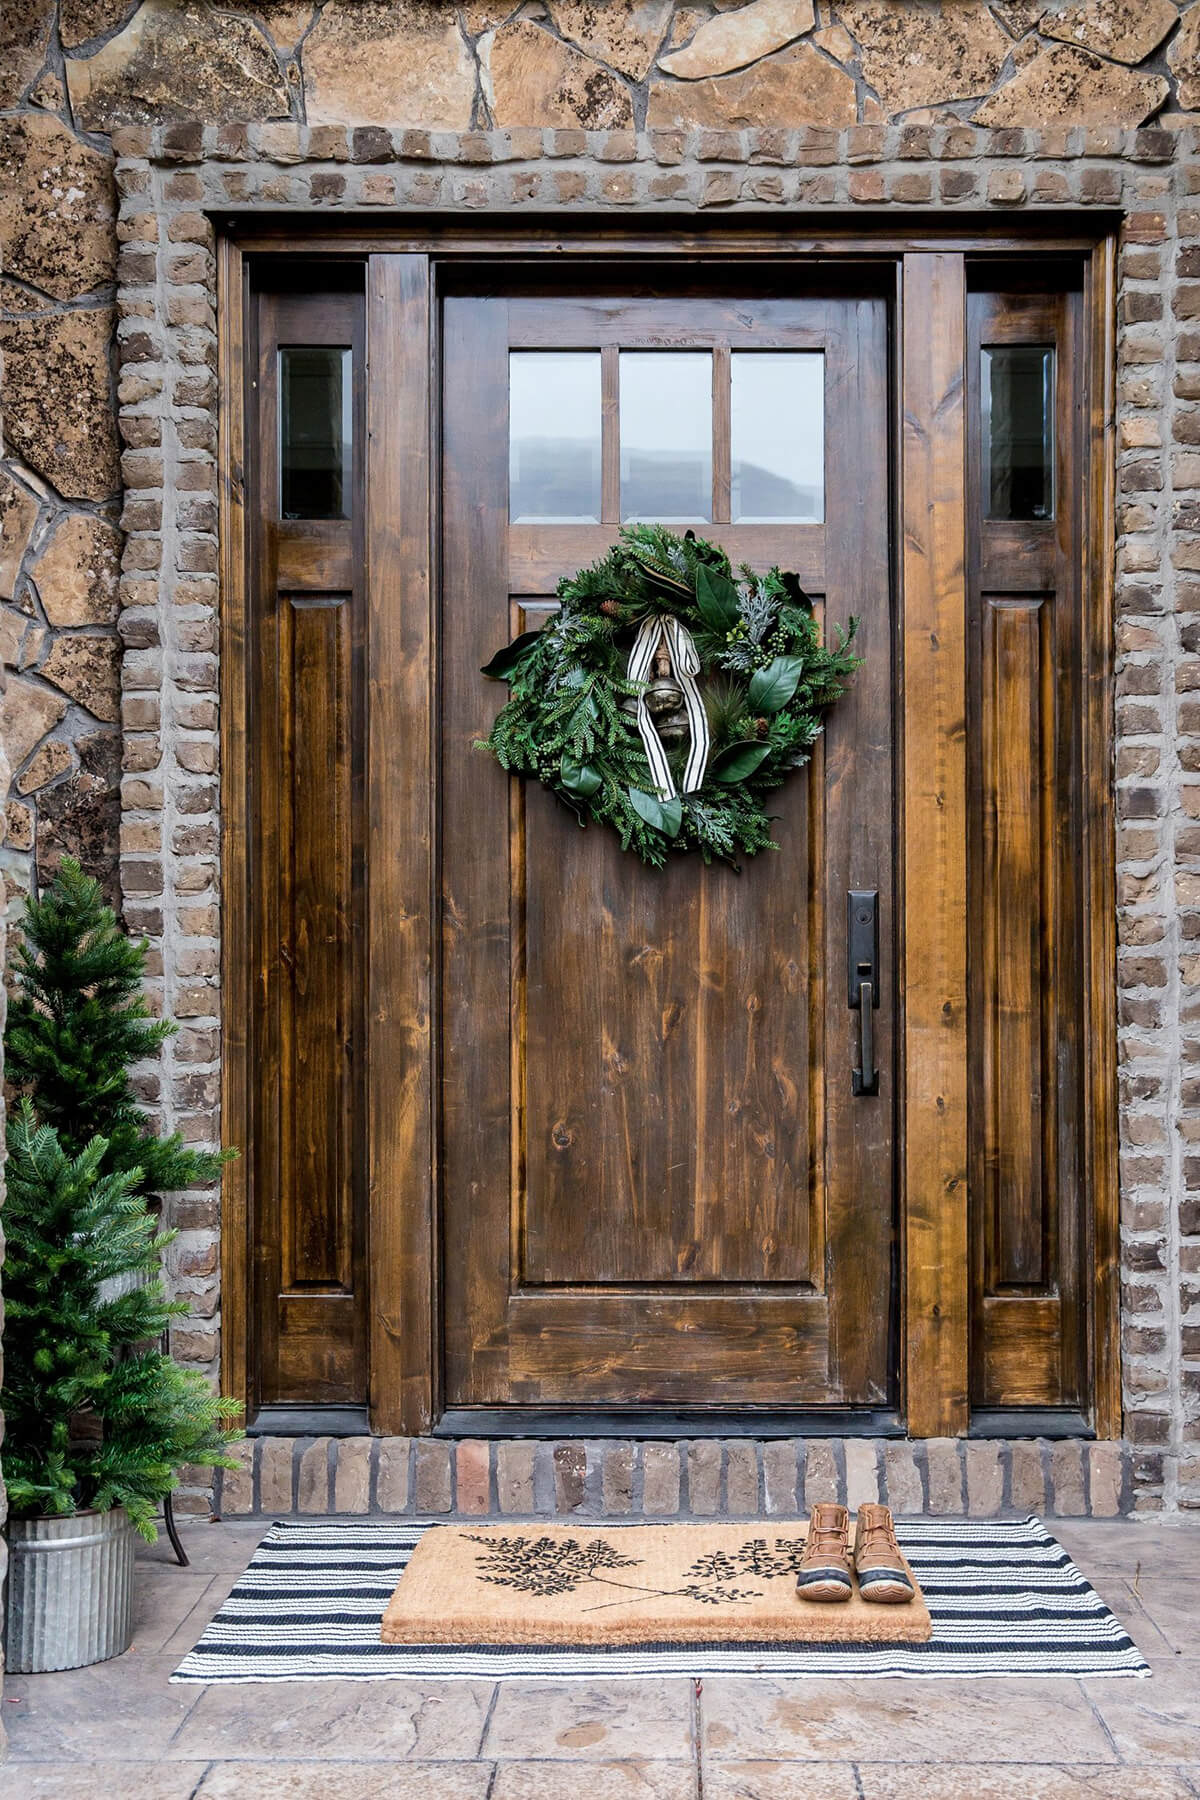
<box><xmin>4</xmin><ymin>1508</ymin><xmax>136</xmax><ymax>1672</ymax></box>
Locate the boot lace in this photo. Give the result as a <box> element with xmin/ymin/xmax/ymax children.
<box><xmin>858</xmin><ymin>1514</ymin><xmax>898</xmax><ymax>1556</ymax></box>
<box><xmin>807</xmin><ymin>1515</ymin><xmax>847</xmax><ymax>1556</ymax></box>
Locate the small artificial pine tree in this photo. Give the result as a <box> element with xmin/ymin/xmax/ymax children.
<box><xmin>2</xmin><ymin>1105</ymin><xmax>240</xmax><ymax>1537</ymax></box>
<box><xmin>6</xmin><ymin>855</ymin><xmax>226</xmax><ymax>1189</ymax></box>
<box><xmin>3</xmin><ymin>858</ymin><xmax>241</xmax><ymax>1537</ymax></box>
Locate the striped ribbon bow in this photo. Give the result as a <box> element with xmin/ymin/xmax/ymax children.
<box><xmin>628</xmin><ymin>614</ymin><xmax>710</xmax><ymax>801</ymax></box>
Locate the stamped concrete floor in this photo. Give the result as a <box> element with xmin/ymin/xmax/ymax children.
<box><xmin>2</xmin><ymin>1516</ymin><xmax>1199</xmax><ymax>1799</ymax></box>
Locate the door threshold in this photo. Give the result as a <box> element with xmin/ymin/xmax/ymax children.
<box><xmin>969</xmin><ymin>1408</ymin><xmax>1096</xmax><ymax>1441</ymax></box>
<box><xmin>247</xmin><ymin>1404</ymin><xmax>371</xmax><ymax>1438</ymax></box>
<box><xmin>434</xmin><ymin>1408</ymin><xmax>905</xmax><ymax>1440</ymax></box>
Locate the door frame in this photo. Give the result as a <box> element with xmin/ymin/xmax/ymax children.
<box><xmin>218</xmin><ymin>219</ymin><xmax>1120</xmax><ymax>1441</ymax></box>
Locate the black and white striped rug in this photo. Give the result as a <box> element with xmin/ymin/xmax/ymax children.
<box><xmin>171</xmin><ymin>1515</ymin><xmax>1149</xmax><ymax>1683</ymax></box>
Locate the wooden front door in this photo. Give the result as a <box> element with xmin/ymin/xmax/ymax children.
<box><xmin>229</xmin><ymin>232</ymin><xmax>1119</xmax><ymax>1442</ymax></box>
<box><xmin>439</xmin><ymin>280</ymin><xmax>895</xmax><ymax>1413</ymax></box>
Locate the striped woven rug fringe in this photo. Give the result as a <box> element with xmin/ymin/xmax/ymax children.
<box><xmin>171</xmin><ymin>1515</ymin><xmax>1150</xmax><ymax>1684</ymax></box>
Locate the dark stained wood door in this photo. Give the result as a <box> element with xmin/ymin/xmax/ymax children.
<box><xmin>439</xmin><ymin>283</ymin><xmax>895</xmax><ymax>1411</ymax></box>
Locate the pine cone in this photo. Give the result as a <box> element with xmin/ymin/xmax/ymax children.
<box><xmin>600</xmin><ymin>599</ymin><xmax>622</xmax><ymax>618</ymax></box>
<box><xmin>754</xmin><ymin>717</ymin><xmax>769</xmax><ymax>737</ymax></box>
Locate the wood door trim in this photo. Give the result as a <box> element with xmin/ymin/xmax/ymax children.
<box><xmin>219</xmin><ymin>224</ymin><xmax>1120</xmax><ymax>1439</ymax></box>
<box><xmin>365</xmin><ymin>253</ymin><xmax>436</xmax><ymax>1435</ymax></box>
<box><xmin>231</xmin><ymin>224</ymin><xmax>1118</xmax><ymax>260</ymax></box>
<box><xmin>508</xmin><ymin>524</ymin><xmax>827</xmax><ymax>594</ymax></box>
<box><xmin>900</xmin><ymin>252</ymin><xmax>970</xmax><ymax>1439</ymax></box>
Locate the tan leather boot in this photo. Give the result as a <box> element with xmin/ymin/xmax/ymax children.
<box><xmin>796</xmin><ymin>1502</ymin><xmax>853</xmax><ymax>1602</ymax></box>
<box><xmin>853</xmin><ymin>1503</ymin><xmax>914</xmax><ymax>1604</ymax></box>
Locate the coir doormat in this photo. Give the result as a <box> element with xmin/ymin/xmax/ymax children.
<box><xmin>171</xmin><ymin>1515</ymin><xmax>1150</xmax><ymax>1682</ymax></box>
<box><xmin>381</xmin><ymin>1521</ymin><xmax>930</xmax><ymax>1647</ymax></box>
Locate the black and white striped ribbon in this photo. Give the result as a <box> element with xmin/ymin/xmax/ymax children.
<box><xmin>628</xmin><ymin>614</ymin><xmax>710</xmax><ymax>800</ymax></box>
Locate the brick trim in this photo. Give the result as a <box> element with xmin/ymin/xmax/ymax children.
<box><xmin>111</xmin><ymin>122</ymin><xmax>1200</xmax><ymax>1515</ymax></box>
<box><xmin>211</xmin><ymin>1434</ymin><xmax>1134</xmax><ymax>1521</ymax></box>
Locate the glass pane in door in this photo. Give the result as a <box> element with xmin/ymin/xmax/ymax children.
<box><xmin>982</xmin><ymin>345</ymin><xmax>1055</xmax><ymax>520</ymax></box>
<box><xmin>731</xmin><ymin>352</ymin><xmax>824</xmax><ymax>522</ymax></box>
<box><xmin>509</xmin><ymin>351</ymin><xmax>602</xmax><ymax>523</ymax></box>
<box><xmin>280</xmin><ymin>346</ymin><xmax>352</xmax><ymax>519</ymax></box>
<box><xmin>620</xmin><ymin>351</ymin><xmax>712</xmax><ymax>523</ymax></box>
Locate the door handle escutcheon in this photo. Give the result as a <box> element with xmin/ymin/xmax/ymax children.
<box><xmin>848</xmin><ymin>889</ymin><xmax>880</xmax><ymax>1098</ymax></box>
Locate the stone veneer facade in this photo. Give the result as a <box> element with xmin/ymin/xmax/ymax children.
<box><xmin>5</xmin><ymin>4</ymin><xmax>1200</xmax><ymax>1553</ymax></box>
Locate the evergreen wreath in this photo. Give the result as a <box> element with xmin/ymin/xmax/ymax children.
<box><xmin>479</xmin><ymin>523</ymin><xmax>861</xmax><ymax>869</ymax></box>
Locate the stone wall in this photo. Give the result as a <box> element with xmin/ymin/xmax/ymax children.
<box><xmin>4</xmin><ymin>2</ymin><xmax>1200</xmax><ymax>1519</ymax></box>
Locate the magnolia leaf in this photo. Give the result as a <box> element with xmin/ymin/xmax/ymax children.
<box><xmin>711</xmin><ymin>740</ymin><xmax>772</xmax><ymax>784</ymax></box>
<box><xmin>748</xmin><ymin>656</ymin><xmax>804</xmax><ymax>714</ymax></box>
<box><xmin>694</xmin><ymin>563</ymin><xmax>740</xmax><ymax>633</ymax></box>
<box><xmin>628</xmin><ymin>786</ymin><xmax>681</xmax><ymax>837</ymax></box>
<box><xmin>780</xmin><ymin>571</ymin><xmax>814</xmax><ymax>611</ymax></box>
<box><xmin>560</xmin><ymin>755</ymin><xmax>602</xmax><ymax>798</ymax></box>
<box><xmin>480</xmin><ymin>629</ymin><xmax>542</xmax><ymax>681</ymax></box>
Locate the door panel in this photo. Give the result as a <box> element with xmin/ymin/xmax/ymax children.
<box><xmin>439</xmin><ymin>284</ymin><xmax>894</xmax><ymax>1412</ymax></box>
<box><xmin>248</xmin><ymin>279</ymin><xmax>368</xmax><ymax>1410</ymax></box>
<box><xmin>520</xmin><ymin>713</ymin><xmax>825</xmax><ymax>1290</ymax></box>
<box><xmin>966</xmin><ymin>280</ymin><xmax>1087</xmax><ymax>1413</ymax></box>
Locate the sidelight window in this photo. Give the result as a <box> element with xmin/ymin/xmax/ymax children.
<box><xmin>981</xmin><ymin>344</ymin><xmax>1055</xmax><ymax>522</ymax></box>
<box><xmin>279</xmin><ymin>345</ymin><xmax>352</xmax><ymax>519</ymax></box>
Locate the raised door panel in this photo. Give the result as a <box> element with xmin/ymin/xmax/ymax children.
<box><xmin>520</xmin><ymin>694</ymin><xmax>825</xmax><ymax>1290</ymax></box>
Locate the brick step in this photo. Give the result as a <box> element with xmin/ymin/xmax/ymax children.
<box><xmin>206</xmin><ymin>1436</ymin><xmax>1136</xmax><ymax>1521</ymax></box>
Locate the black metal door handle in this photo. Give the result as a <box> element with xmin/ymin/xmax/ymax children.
<box><xmin>853</xmin><ymin>977</ymin><xmax>876</xmax><ymax>1097</ymax></box>
<box><xmin>848</xmin><ymin>889</ymin><xmax>880</xmax><ymax>1097</ymax></box>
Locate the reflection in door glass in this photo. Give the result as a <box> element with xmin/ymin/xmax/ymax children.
<box><xmin>280</xmin><ymin>346</ymin><xmax>352</xmax><ymax>519</ymax></box>
<box><xmin>982</xmin><ymin>345</ymin><xmax>1055</xmax><ymax>520</ymax></box>
<box><xmin>731</xmin><ymin>352</ymin><xmax>824</xmax><ymax>522</ymax></box>
<box><xmin>620</xmin><ymin>351</ymin><xmax>712</xmax><ymax>523</ymax></box>
<box><xmin>510</xmin><ymin>351</ymin><xmax>602</xmax><ymax>522</ymax></box>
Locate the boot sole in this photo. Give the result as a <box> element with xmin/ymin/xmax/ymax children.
<box><xmin>857</xmin><ymin>1578</ymin><xmax>915</xmax><ymax>1604</ymax></box>
<box><xmin>795</xmin><ymin>1577</ymin><xmax>852</xmax><ymax>1603</ymax></box>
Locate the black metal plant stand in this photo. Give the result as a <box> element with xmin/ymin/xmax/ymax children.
<box><xmin>162</xmin><ymin>1492</ymin><xmax>188</xmax><ymax>1566</ymax></box>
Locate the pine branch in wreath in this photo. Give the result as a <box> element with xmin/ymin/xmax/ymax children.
<box><xmin>478</xmin><ymin>524</ymin><xmax>861</xmax><ymax>870</ymax></box>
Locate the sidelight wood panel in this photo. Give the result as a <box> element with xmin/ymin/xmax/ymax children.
<box><xmin>980</xmin><ymin>594</ymin><xmax>1054</xmax><ymax>1292</ymax></box>
<box><xmin>278</xmin><ymin>594</ymin><xmax>354</xmax><ymax>1292</ymax></box>
<box><xmin>967</xmin><ymin>283</ymin><xmax>1088</xmax><ymax>1415</ymax></box>
<box><xmin>247</xmin><ymin>279</ymin><xmax>368</xmax><ymax>1411</ymax></box>
<box><xmin>901</xmin><ymin>252</ymin><xmax>970</xmax><ymax>1440</ymax></box>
